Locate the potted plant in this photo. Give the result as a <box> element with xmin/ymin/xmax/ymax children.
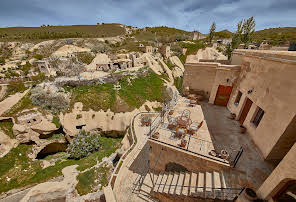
<box><xmin>221</xmin><ymin>150</ymin><xmax>229</xmax><ymax>160</ymax></box>
<box><xmin>244</xmin><ymin>188</ymin><xmax>258</xmax><ymax>201</ymax></box>
<box><xmin>152</xmin><ymin>132</ymin><xmax>160</xmax><ymax>139</ymax></box>
<box><xmin>240</xmin><ymin>125</ymin><xmax>246</xmax><ymax>134</ymax></box>
<box><xmin>209</xmin><ymin>150</ymin><xmax>217</xmax><ymax>157</ymax></box>
<box><xmin>228</xmin><ymin>113</ymin><xmax>236</xmax><ymax>120</ymax></box>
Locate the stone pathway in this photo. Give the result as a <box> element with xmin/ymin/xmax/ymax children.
<box><xmin>0</xmin><ymin>89</ymin><xmax>30</xmax><ymax>116</ymax></box>
<box><xmin>113</xmin><ymin>113</ymin><xmax>159</xmax><ymax>202</ymax></box>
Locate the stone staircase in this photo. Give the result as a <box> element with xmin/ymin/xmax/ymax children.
<box><xmin>152</xmin><ymin>170</ymin><xmax>243</xmax><ymax>201</ymax></box>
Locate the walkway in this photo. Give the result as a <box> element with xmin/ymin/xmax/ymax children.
<box><xmin>113</xmin><ymin>113</ymin><xmax>158</xmax><ymax>202</ymax></box>
<box><xmin>0</xmin><ymin>89</ymin><xmax>30</xmax><ymax>116</ymax></box>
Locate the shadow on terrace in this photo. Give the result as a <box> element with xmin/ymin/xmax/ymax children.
<box><xmin>149</xmin><ymin>98</ymin><xmax>274</xmax><ymax>189</ymax></box>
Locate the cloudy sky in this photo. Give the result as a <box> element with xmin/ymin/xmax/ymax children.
<box><xmin>0</xmin><ymin>0</ymin><xmax>295</xmax><ymax>33</ymax></box>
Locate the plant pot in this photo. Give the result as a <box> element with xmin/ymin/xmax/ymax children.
<box><xmin>240</xmin><ymin>125</ymin><xmax>246</xmax><ymax>134</ymax></box>
<box><xmin>221</xmin><ymin>150</ymin><xmax>229</xmax><ymax>160</ymax></box>
<box><xmin>180</xmin><ymin>139</ymin><xmax>187</xmax><ymax>148</ymax></box>
<box><xmin>228</xmin><ymin>113</ymin><xmax>236</xmax><ymax>120</ymax></box>
<box><xmin>152</xmin><ymin>132</ymin><xmax>160</xmax><ymax>139</ymax></box>
<box><xmin>244</xmin><ymin>188</ymin><xmax>258</xmax><ymax>201</ymax></box>
<box><xmin>209</xmin><ymin>150</ymin><xmax>217</xmax><ymax>157</ymax></box>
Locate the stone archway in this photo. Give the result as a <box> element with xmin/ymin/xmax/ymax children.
<box><xmin>36</xmin><ymin>143</ymin><xmax>68</xmax><ymax>159</ymax></box>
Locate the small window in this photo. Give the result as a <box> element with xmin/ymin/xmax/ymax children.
<box><xmin>252</xmin><ymin>107</ymin><xmax>264</xmax><ymax>127</ymax></box>
<box><xmin>234</xmin><ymin>91</ymin><xmax>242</xmax><ymax>106</ymax></box>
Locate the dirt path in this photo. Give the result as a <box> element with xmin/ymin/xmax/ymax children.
<box><xmin>0</xmin><ymin>89</ymin><xmax>30</xmax><ymax>116</ymax></box>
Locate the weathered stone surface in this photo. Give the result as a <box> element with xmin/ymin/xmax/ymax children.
<box><xmin>0</xmin><ymin>131</ymin><xmax>18</xmax><ymax>158</ymax></box>
<box><xmin>30</xmin><ymin>117</ymin><xmax>58</xmax><ymax>135</ymax></box>
<box><xmin>20</xmin><ymin>165</ymin><xmax>79</xmax><ymax>202</ymax></box>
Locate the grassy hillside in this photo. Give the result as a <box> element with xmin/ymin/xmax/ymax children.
<box><xmin>132</xmin><ymin>26</ymin><xmax>192</xmax><ymax>43</ymax></box>
<box><xmin>214</xmin><ymin>30</ymin><xmax>232</xmax><ymax>39</ymax></box>
<box><xmin>0</xmin><ymin>24</ymin><xmax>126</xmax><ymax>41</ymax></box>
<box><xmin>253</xmin><ymin>27</ymin><xmax>296</xmax><ymax>46</ymax></box>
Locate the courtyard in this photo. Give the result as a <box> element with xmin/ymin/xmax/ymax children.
<box><xmin>112</xmin><ymin>96</ymin><xmax>275</xmax><ymax>201</ymax></box>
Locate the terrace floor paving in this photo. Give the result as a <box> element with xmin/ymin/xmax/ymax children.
<box><xmin>113</xmin><ymin>97</ymin><xmax>274</xmax><ymax>201</ymax></box>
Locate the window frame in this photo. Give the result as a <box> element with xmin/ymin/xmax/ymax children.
<box><xmin>234</xmin><ymin>91</ymin><xmax>242</xmax><ymax>106</ymax></box>
<box><xmin>252</xmin><ymin>107</ymin><xmax>264</xmax><ymax>127</ymax></box>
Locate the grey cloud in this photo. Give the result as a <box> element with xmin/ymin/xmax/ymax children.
<box><xmin>0</xmin><ymin>0</ymin><xmax>295</xmax><ymax>33</ymax></box>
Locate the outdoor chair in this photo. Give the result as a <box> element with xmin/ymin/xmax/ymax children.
<box><xmin>188</xmin><ymin>122</ymin><xmax>199</xmax><ymax>135</ymax></box>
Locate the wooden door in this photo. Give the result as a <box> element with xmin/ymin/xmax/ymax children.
<box><xmin>239</xmin><ymin>98</ymin><xmax>253</xmax><ymax>125</ymax></box>
<box><xmin>214</xmin><ymin>85</ymin><xmax>233</xmax><ymax>106</ymax></box>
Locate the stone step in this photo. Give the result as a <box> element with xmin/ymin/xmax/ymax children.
<box><xmin>158</xmin><ymin>172</ymin><xmax>168</xmax><ymax>193</ymax></box>
<box><xmin>220</xmin><ymin>172</ymin><xmax>227</xmax><ymax>200</ymax></box>
<box><xmin>163</xmin><ymin>172</ymin><xmax>174</xmax><ymax>194</ymax></box>
<box><xmin>153</xmin><ymin>172</ymin><xmax>164</xmax><ymax>192</ymax></box>
<box><xmin>213</xmin><ymin>171</ymin><xmax>223</xmax><ymax>199</ymax></box>
<box><xmin>182</xmin><ymin>172</ymin><xmax>191</xmax><ymax>196</ymax></box>
<box><xmin>189</xmin><ymin>172</ymin><xmax>197</xmax><ymax>196</ymax></box>
<box><xmin>197</xmin><ymin>172</ymin><xmax>205</xmax><ymax>193</ymax></box>
<box><xmin>205</xmin><ymin>172</ymin><xmax>213</xmax><ymax>199</ymax></box>
<box><xmin>175</xmin><ymin>172</ymin><xmax>185</xmax><ymax>195</ymax></box>
<box><xmin>169</xmin><ymin>172</ymin><xmax>179</xmax><ymax>195</ymax></box>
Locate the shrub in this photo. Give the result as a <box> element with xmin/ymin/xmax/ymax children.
<box><xmin>30</xmin><ymin>87</ymin><xmax>69</xmax><ymax>113</ymax></box>
<box><xmin>67</xmin><ymin>131</ymin><xmax>101</xmax><ymax>160</ymax></box>
<box><xmin>33</xmin><ymin>54</ymin><xmax>44</xmax><ymax>60</ymax></box>
<box><xmin>20</xmin><ymin>61</ymin><xmax>32</xmax><ymax>75</ymax></box>
<box><xmin>76</xmin><ymin>52</ymin><xmax>95</xmax><ymax>64</ymax></box>
<box><xmin>91</xmin><ymin>43</ymin><xmax>111</xmax><ymax>53</ymax></box>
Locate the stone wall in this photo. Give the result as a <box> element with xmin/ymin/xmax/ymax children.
<box><xmin>208</xmin><ymin>66</ymin><xmax>240</xmax><ymax>104</ymax></box>
<box><xmin>183</xmin><ymin>63</ymin><xmax>217</xmax><ymax>99</ymax></box>
<box><xmin>257</xmin><ymin>143</ymin><xmax>296</xmax><ymax>200</ymax></box>
<box><xmin>148</xmin><ymin>140</ymin><xmax>230</xmax><ymax>173</ymax></box>
<box><xmin>227</xmin><ymin>50</ymin><xmax>296</xmax><ymax>162</ymax></box>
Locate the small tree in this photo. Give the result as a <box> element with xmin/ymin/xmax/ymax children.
<box><xmin>209</xmin><ymin>22</ymin><xmax>216</xmax><ymax>43</ymax></box>
<box><xmin>241</xmin><ymin>16</ymin><xmax>256</xmax><ymax>48</ymax></box>
<box><xmin>67</xmin><ymin>131</ymin><xmax>101</xmax><ymax>159</ymax></box>
<box><xmin>225</xmin><ymin>17</ymin><xmax>256</xmax><ymax>59</ymax></box>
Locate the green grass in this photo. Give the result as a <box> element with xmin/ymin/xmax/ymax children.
<box><xmin>132</xmin><ymin>26</ymin><xmax>192</xmax><ymax>43</ymax></box>
<box><xmin>47</xmin><ymin>133</ymin><xmax>64</xmax><ymax>140</ymax></box>
<box><xmin>66</xmin><ymin>83</ymin><xmax>116</xmax><ymax>112</ymax></box>
<box><xmin>180</xmin><ymin>41</ymin><xmax>206</xmax><ymax>55</ymax></box>
<box><xmin>0</xmin><ymin>24</ymin><xmax>126</xmax><ymax>41</ymax></box>
<box><xmin>52</xmin><ymin>116</ymin><xmax>61</xmax><ymax>128</ymax></box>
<box><xmin>0</xmin><ymin>121</ymin><xmax>14</xmax><ymax>138</ymax></box>
<box><xmin>75</xmin><ymin>166</ymin><xmax>109</xmax><ymax>195</ymax></box>
<box><xmin>3</xmin><ymin>92</ymin><xmax>36</xmax><ymax>118</ymax></box>
<box><xmin>65</xmin><ymin>71</ymin><xmax>168</xmax><ymax>112</ymax></box>
<box><xmin>0</xmin><ymin>81</ymin><xmax>28</xmax><ymax>101</ymax></box>
<box><xmin>165</xmin><ymin>61</ymin><xmax>174</xmax><ymax>70</ymax></box>
<box><xmin>174</xmin><ymin>76</ymin><xmax>183</xmax><ymax>94</ymax></box>
<box><xmin>254</xmin><ymin>27</ymin><xmax>296</xmax><ymax>46</ymax></box>
<box><xmin>0</xmin><ymin>136</ymin><xmax>122</xmax><ymax>194</ymax></box>
<box><xmin>76</xmin><ymin>52</ymin><xmax>95</xmax><ymax>64</ymax></box>
<box><xmin>118</xmin><ymin>71</ymin><xmax>169</xmax><ymax>108</ymax></box>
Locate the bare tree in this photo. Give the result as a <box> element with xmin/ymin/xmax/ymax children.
<box><xmin>209</xmin><ymin>22</ymin><xmax>216</xmax><ymax>43</ymax></box>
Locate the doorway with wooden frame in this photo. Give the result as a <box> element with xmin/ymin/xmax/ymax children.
<box><xmin>214</xmin><ymin>85</ymin><xmax>233</xmax><ymax>106</ymax></box>
<box><xmin>239</xmin><ymin>97</ymin><xmax>253</xmax><ymax>125</ymax></box>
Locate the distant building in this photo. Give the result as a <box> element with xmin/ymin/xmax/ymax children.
<box><xmin>160</xmin><ymin>45</ymin><xmax>171</xmax><ymax>58</ymax></box>
<box><xmin>34</xmin><ymin>60</ymin><xmax>56</xmax><ymax>76</ymax></box>
<box><xmin>192</xmin><ymin>31</ymin><xmax>207</xmax><ymax>40</ymax></box>
<box><xmin>138</xmin><ymin>44</ymin><xmax>153</xmax><ymax>53</ymax></box>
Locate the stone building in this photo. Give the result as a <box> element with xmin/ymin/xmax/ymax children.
<box><xmin>34</xmin><ymin>60</ymin><xmax>56</xmax><ymax>76</ymax></box>
<box><xmin>138</xmin><ymin>44</ymin><xmax>153</xmax><ymax>53</ymax></box>
<box><xmin>192</xmin><ymin>30</ymin><xmax>207</xmax><ymax>40</ymax></box>
<box><xmin>182</xmin><ymin>49</ymin><xmax>296</xmax><ymax>201</ymax></box>
<box><xmin>160</xmin><ymin>45</ymin><xmax>171</xmax><ymax>58</ymax></box>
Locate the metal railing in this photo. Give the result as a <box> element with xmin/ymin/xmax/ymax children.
<box><xmin>152</xmin><ymin>183</ymin><xmax>245</xmax><ymax>201</ymax></box>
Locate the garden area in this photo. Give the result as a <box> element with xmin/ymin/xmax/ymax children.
<box><xmin>0</xmin><ymin>133</ymin><xmax>122</xmax><ymax>195</ymax></box>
